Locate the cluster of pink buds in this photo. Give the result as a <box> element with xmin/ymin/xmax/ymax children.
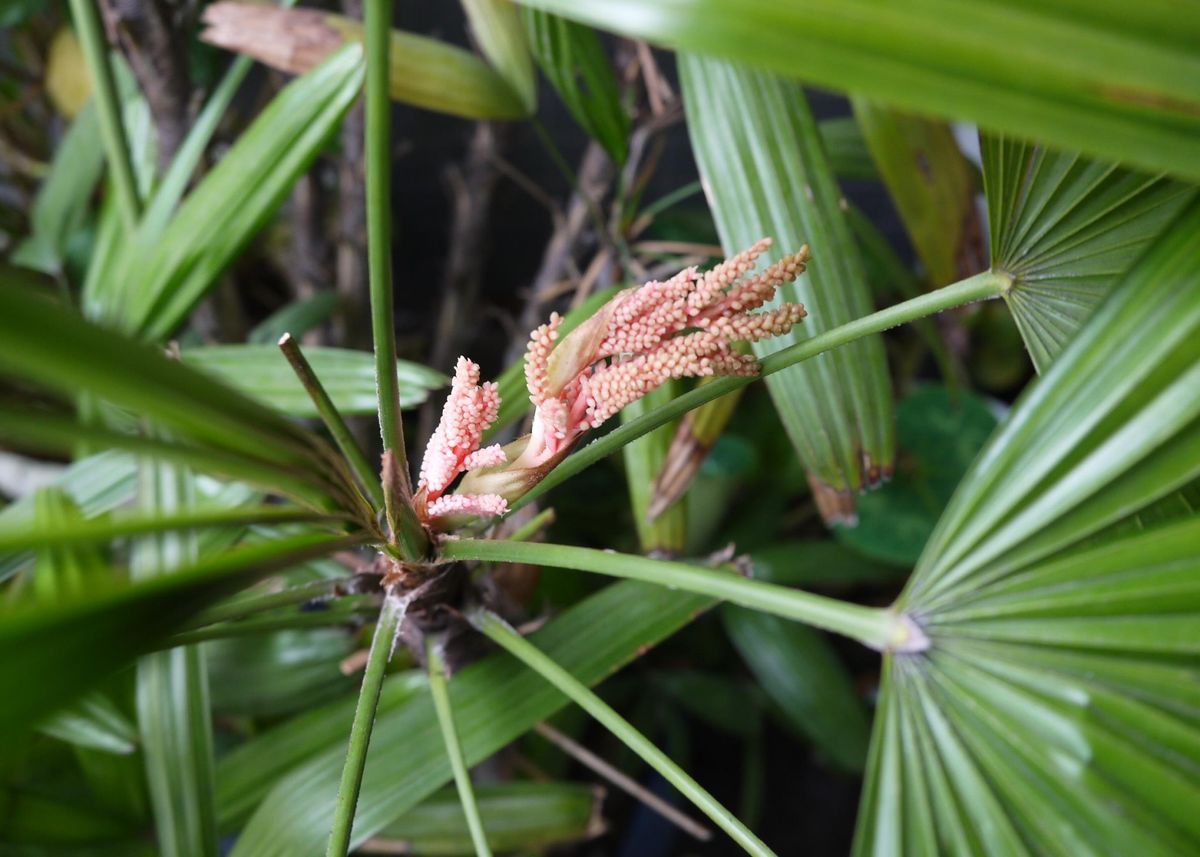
<box><xmin>425</xmin><ymin>239</ymin><xmax>809</xmax><ymax>526</ymax></box>
<box><xmin>513</xmin><ymin>237</ymin><xmax>808</xmax><ymax>469</ymax></box>
<box><xmin>414</xmin><ymin>357</ymin><xmax>508</xmax><ymax>522</ymax></box>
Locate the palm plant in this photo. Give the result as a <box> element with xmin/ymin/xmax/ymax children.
<box><xmin>1</xmin><ymin>1</ymin><xmax>1196</xmax><ymax>856</ymax></box>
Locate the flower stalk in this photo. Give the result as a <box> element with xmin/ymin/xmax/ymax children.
<box><xmin>510</xmin><ymin>270</ymin><xmax>1009</xmax><ymax>512</ymax></box>
<box><xmin>326</xmin><ymin>590</ymin><xmax>407</xmax><ymax>857</ymax></box>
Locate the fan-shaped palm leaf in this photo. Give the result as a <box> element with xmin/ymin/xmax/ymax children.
<box><xmin>852</xmin><ymin>198</ymin><xmax>1200</xmax><ymax>856</ymax></box>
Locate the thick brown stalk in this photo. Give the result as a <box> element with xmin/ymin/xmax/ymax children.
<box><xmin>99</xmin><ymin>0</ymin><xmax>193</xmax><ymax>170</ymax></box>
<box><xmin>334</xmin><ymin>49</ymin><xmax>370</xmax><ymax>350</ymax></box>
<box><xmin>289</xmin><ymin>169</ymin><xmax>333</xmax><ymax>345</ymax></box>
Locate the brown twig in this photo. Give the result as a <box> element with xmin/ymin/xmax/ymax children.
<box><xmin>633</xmin><ymin>41</ymin><xmax>673</xmax><ymax>116</ymax></box>
<box><xmin>632</xmin><ymin>240</ymin><xmax>724</xmax><ymax>259</ymax></box>
<box><xmin>507</xmin><ymin>141</ymin><xmax>617</xmax><ymax>366</ymax></box>
<box><xmin>287</xmin><ymin>168</ymin><xmax>332</xmax><ymax>345</ymax></box>
<box><xmin>534</xmin><ymin>722</ymin><xmax>712</xmax><ymax>842</ymax></box>
<box><xmin>332</xmin><ymin>0</ymin><xmax>369</xmax><ymax>351</ymax></box>
<box><xmin>487</xmin><ymin>152</ymin><xmax>564</xmax><ymax>225</ymax></box>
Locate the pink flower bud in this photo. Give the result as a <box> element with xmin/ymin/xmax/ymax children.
<box><xmin>415</xmin><ymin>357</ymin><xmax>506</xmax><ymax>525</ymax></box>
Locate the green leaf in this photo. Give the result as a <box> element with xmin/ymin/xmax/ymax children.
<box><xmin>844</xmin><ymin>203</ymin><xmax>961</xmax><ymax>386</ymax></box>
<box><xmin>38</xmin><ymin>691</ymin><xmax>139</xmax><ymax>756</ymax></box>
<box><xmin>853</xmin><ymin>200</ymin><xmax>1200</xmax><ymax>855</ymax></box>
<box><xmin>68</xmin><ymin>0</ymin><xmax>142</xmax><ymax>229</ymax></box>
<box><xmin>248</xmin><ymin>292</ymin><xmax>342</xmax><ymax>345</ymax></box>
<box><xmin>10</xmin><ymin>102</ymin><xmax>105</xmax><ymax>276</ymax></box>
<box><xmin>376</xmin><ymin>783</ymin><xmax>602</xmax><ymax>854</ymax></box>
<box><xmin>0</xmin><ymin>452</ymin><xmax>136</xmax><ymax>583</ymax></box>
<box><xmin>215</xmin><ymin>673</ymin><xmax>428</xmax><ymax>830</ymax></box>
<box><xmin>836</xmin><ymin>385</ymin><xmax>998</xmax><ymax>567</ymax></box>
<box><xmin>0</xmin><ymin>505</ymin><xmax>334</xmax><ymax>554</ymax></box>
<box><xmin>464</xmin><ymin>0</ymin><xmax>537</xmax><ymax>113</ymax></box>
<box><xmin>0</xmin><ymin>531</ymin><xmax>361</xmax><ymax>743</ymax></box>
<box><xmin>748</xmin><ymin>540</ymin><xmax>905</xmax><ymax>589</ymax></box>
<box><xmin>125</xmin><ymin>46</ymin><xmax>366</xmax><ymax>339</ymax></box>
<box><xmin>522</xmin><ymin>8</ymin><xmax>630</xmax><ymax>163</ymax></box>
<box><xmin>983</xmin><ymin>135</ymin><xmax>1197</xmax><ymax>371</ymax></box>
<box><xmin>228</xmin><ymin>578</ymin><xmax>713</xmax><ymax>855</ymax></box>
<box><xmin>723</xmin><ymin>606</ymin><xmax>869</xmax><ymax>772</ymax></box>
<box><xmin>28</xmin><ymin>487</ymin><xmax>108</xmax><ymax>601</ymax></box>
<box><xmin>132</xmin><ymin>459</ymin><xmax>219</xmax><ymax>857</ymax></box>
<box><xmin>73</xmin><ymin>743</ymin><xmax>152</xmax><ymax>829</ymax></box>
<box><xmin>851</xmin><ymin>102</ymin><xmax>974</xmax><ymax>285</ymax></box>
<box><xmin>0</xmin><ymin>788</ymin><xmax>135</xmax><ymax>847</ymax></box>
<box><xmin>679</xmin><ymin>54</ymin><xmax>894</xmax><ymax>519</ymax></box>
<box><xmin>515</xmin><ymin>0</ymin><xmax>1200</xmax><ymax>181</ymax></box>
<box><xmin>907</xmin><ymin>199</ymin><xmax>1200</xmax><ymax>609</ymax></box>
<box><xmin>817</xmin><ymin>116</ymin><xmax>876</xmax><ymax>181</ymax></box>
<box><xmin>656</xmin><ymin>670</ymin><xmax>765</xmax><ymax>737</ymax></box>
<box><xmin>182</xmin><ymin>344</ymin><xmax>444</xmax><ymax>418</ymax></box>
<box><xmin>622</xmin><ymin>383</ymin><xmax>687</xmax><ymax>553</ymax></box>
<box><xmin>0</xmin><ymin>282</ymin><xmax>368</xmax><ymax>514</ymax></box>
<box><xmin>202</xmin><ymin>6</ymin><xmax>528</xmax><ymax>120</ymax></box>
<box><xmin>136</xmin><ymin>54</ymin><xmax>255</xmax><ymax>245</ymax></box>
<box><xmin>0</xmin><ymin>283</ymin><xmax>319</xmax><ymax>468</ymax></box>
<box><xmin>27</xmin><ymin>489</ymin><xmax>139</xmax><ymax>757</ymax></box>
<box><xmin>0</xmin><ymin>407</ymin><xmax>342</xmax><ymax>512</ymax></box>
<box><xmin>206</xmin><ymin>629</ymin><xmax>355</xmax><ymax>719</ymax></box>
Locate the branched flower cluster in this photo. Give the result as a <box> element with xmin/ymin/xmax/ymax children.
<box><xmin>417</xmin><ymin>239</ymin><xmax>809</xmax><ymax>526</ymax></box>
<box><xmin>519</xmin><ymin>238</ymin><xmax>808</xmax><ymax>467</ymax></box>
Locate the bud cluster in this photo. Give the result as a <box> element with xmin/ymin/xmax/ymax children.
<box><xmin>419</xmin><ymin>239</ymin><xmax>809</xmax><ymax>527</ymax></box>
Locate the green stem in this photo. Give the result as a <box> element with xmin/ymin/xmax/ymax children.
<box><xmin>279</xmin><ymin>333</ymin><xmax>384</xmax><ymax>510</ymax></box>
<box><xmin>326</xmin><ymin>591</ymin><xmax>407</xmax><ymax>857</ymax></box>
<box><xmin>471</xmin><ymin>609</ymin><xmax>775</xmax><ymax>856</ymax></box>
<box><xmin>67</xmin><ymin>0</ymin><xmax>141</xmax><ymax>228</ymax></box>
<box><xmin>364</xmin><ymin>0</ymin><xmax>426</xmax><ymax>560</ymax></box>
<box><xmin>426</xmin><ymin>641</ymin><xmax>493</xmax><ymax>857</ymax></box>
<box><xmin>444</xmin><ymin>539</ymin><xmax>923</xmax><ymax>651</ymax></box>
<box><xmin>511</xmin><ymin>271</ymin><xmax>1008</xmax><ymax>512</ymax></box>
<box><xmin>638</xmin><ymin>180</ymin><xmax>704</xmax><ymax>222</ymax></box>
<box><xmin>505</xmin><ymin>507</ymin><xmax>555</xmax><ymax>542</ymax></box>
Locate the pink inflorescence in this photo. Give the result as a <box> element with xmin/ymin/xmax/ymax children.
<box><xmin>521</xmin><ymin>238</ymin><xmax>808</xmax><ymax>467</ymax></box>
<box><xmin>417</xmin><ymin>357</ymin><xmax>508</xmax><ymax>520</ymax></box>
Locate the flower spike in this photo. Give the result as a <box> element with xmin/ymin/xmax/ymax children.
<box><xmin>415</xmin><ymin>357</ymin><xmax>507</xmax><ymax>522</ymax></box>
<box><xmin>515</xmin><ymin>239</ymin><xmax>809</xmax><ymax>469</ymax></box>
